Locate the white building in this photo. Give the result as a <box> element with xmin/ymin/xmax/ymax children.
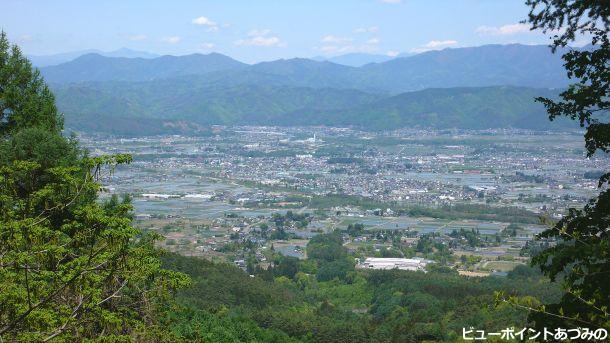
<box><xmin>357</xmin><ymin>257</ymin><xmax>431</xmax><ymax>271</ymax></box>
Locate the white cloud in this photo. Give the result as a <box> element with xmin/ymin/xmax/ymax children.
<box><xmin>248</xmin><ymin>29</ymin><xmax>271</xmax><ymax>37</ymax></box>
<box><xmin>386</xmin><ymin>50</ymin><xmax>400</xmax><ymax>57</ymax></box>
<box><xmin>318</xmin><ymin>46</ymin><xmax>336</xmax><ymax>52</ymax></box>
<box><xmin>322</xmin><ymin>35</ymin><xmax>353</xmax><ymax>44</ymax></box>
<box><xmin>200</xmin><ymin>42</ymin><xmax>215</xmax><ymax>49</ymax></box>
<box><xmin>379</xmin><ymin>0</ymin><xmax>402</xmax><ymax>3</ymax></box>
<box><xmin>317</xmin><ymin>34</ymin><xmax>380</xmax><ymax>55</ymax></box>
<box><xmin>354</xmin><ymin>26</ymin><xmax>379</xmax><ymax>33</ymax></box>
<box><xmin>410</xmin><ymin>40</ymin><xmax>457</xmax><ymax>53</ymax></box>
<box><xmin>192</xmin><ymin>16</ymin><xmax>219</xmax><ymax>32</ymax></box>
<box><xmin>235</xmin><ymin>36</ymin><xmax>284</xmax><ymax>47</ymax></box>
<box><xmin>316</xmin><ymin>43</ymin><xmax>379</xmax><ymax>54</ymax></box>
<box><xmin>475</xmin><ymin>23</ymin><xmax>530</xmax><ymax>35</ymax></box>
<box><xmin>192</xmin><ymin>16</ymin><xmax>216</xmax><ymax>26</ymax></box>
<box><xmin>162</xmin><ymin>36</ymin><xmax>182</xmax><ymax>44</ymax></box>
<box><xmin>318</xmin><ymin>45</ymin><xmax>354</xmax><ymax>53</ymax></box>
<box><xmin>423</xmin><ymin>40</ymin><xmax>457</xmax><ymax>48</ymax></box>
<box><xmin>127</xmin><ymin>34</ymin><xmax>147</xmax><ymax>41</ymax></box>
<box><xmin>236</xmin><ymin>29</ymin><xmax>285</xmax><ymax>47</ymax></box>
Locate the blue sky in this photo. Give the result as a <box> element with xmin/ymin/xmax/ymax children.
<box><xmin>2</xmin><ymin>0</ymin><xmax>560</xmax><ymax>63</ymax></box>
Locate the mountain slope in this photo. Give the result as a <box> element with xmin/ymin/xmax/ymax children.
<box><xmin>296</xmin><ymin>86</ymin><xmax>564</xmax><ymax>129</ymax></box>
<box><xmin>100</xmin><ymin>48</ymin><xmax>159</xmax><ymax>59</ymax></box>
<box><xmin>354</xmin><ymin>44</ymin><xmax>569</xmax><ymax>92</ymax></box>
<box><xmin>322</xmin><ymin>53</ymin><xmax>395</xmax><ymax>67</ymax></box>
<box><xmin>29</xmin><ymin>48</ymin><xmax>159</xmax><ymax>67</ymax></box>
<box><xmin>52</xmin><ymin>81</ymin><xmax>383</xmax><ymax>131</ymax></box>
<box><xmin>53</xmin><ymin>81</ymin><xmax>567</xmax><ymax>134</ymax></box>
<box><xmin>250</xmin><ymin>44</ymin><xmax>569</xmax><ymax>92</ymax></box>
<box><xmin>42</xmin><ymin>44</ymin><xmax>570</xmax><ymax>92</ymax></box>
<box><xmin>42</xmin><ymin>52</ymin><xmax>247</xmax><ymax>83</ymax></box>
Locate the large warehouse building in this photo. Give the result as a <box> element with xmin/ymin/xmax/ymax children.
<box><xmin>357</xmin><ymin>257</ymin><xmax>432</xmax><ymax>271</ymax></box>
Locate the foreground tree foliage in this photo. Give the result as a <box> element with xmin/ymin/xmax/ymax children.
<box><xmin>522</xmin><ymin>0</ymin><xmax>610</xmax><ymax>330</ymax></box>
<box><xmin>0</xmin><ymin>31</ymin><xmax>189</xmax><ymax>341</ymax></box>
<box><xmin>163</xmin><ymin>253</ymin><xmax>561</xmax><ymax>342</ymax></box>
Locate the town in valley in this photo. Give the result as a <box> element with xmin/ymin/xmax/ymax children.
<box><xmin>85</xmin><ymin>126</ymin><xmax>605</xmax><ymax>276</ymax></box>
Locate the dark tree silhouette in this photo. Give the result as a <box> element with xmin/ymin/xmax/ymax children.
<box><xmin>522</xmin><ymin>0</ymin><xmax>610</xmax><ymax>330</ymax></box>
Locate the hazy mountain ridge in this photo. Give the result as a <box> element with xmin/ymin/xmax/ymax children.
<box><xmin>354</xmin><ymin>44</ymin><xmax>570</xmax><ymax>92</ymax></box>
<box><xmin>42</xmin><ymin>43</ymin><xmax>576</xmax><ymax>134</ymax></box>
<box><xmin>314</xmin><ymin>53</ymin><xmax>397</xmax><ymax>67</ymax></box>
<box><xmin>28</xmin><ymin>47</ymin><xmax>159</xmax><ymax>67</ymax></box>
<box><xmin>42</xmin><ymin>44</ymin><xmax>570</xmax><ymax>92</ymax></box>
<box><xmin>42</xmin><ymin>52</ymin><xmax>247</xmax><ymax>83</ymax></box>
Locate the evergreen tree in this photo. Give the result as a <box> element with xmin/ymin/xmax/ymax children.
<box><xmin>0</xmin><ymin>31</ymin><xmax>189</xmax><ymax>341</ymax></box>
<box><xmin>520</xmin><ymin>1</ymin><xmax>609</xmax><ymax>330</ymax></box>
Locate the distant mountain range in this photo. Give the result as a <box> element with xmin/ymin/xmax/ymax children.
<box><xmin>39</xmin><ymin>43</ymin><xmax>578</xmax><ymax>135</ymax></box>
<box><xmin>313</xmin><ymin>53</ymin><xmax>398</xmax><ymax>67</ymax></box>
<box><xmin>42</xmin><ymin>52</ymin><xmax>247</xmax><ymax>83</ymax></box>
<box><xmin>43</xmin><ymin>44</ymin><xmax>570</xmax><ymax>93</ymax></box>
<box><xmin>28</xmin><ymin>48</ymin><xmax>159</xmax><ymax>67</ymax></box>
<box><xmin>35</xmin><ymin>49</ymin><xmax>402</xmax><ymax>68</ymax></box>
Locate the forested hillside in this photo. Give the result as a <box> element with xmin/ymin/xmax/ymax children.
<box><xmin>52</xmin><ymin>83</ymin><xmax>570</xmax><ymax>134</ymax></box>
<box><xmin>285</xmin><ymin>87</ymin><xmax>567</xmax><ymax>129</ymax></box>
<box><xmin>157</xmin><ymin>246</ymin><xmax>561</xmax><ymax>342</ymax></box>
<box><xmin>52</xmin><ymin>82</ymin><xmax>383</xmax><ymax>125</ymax></box>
